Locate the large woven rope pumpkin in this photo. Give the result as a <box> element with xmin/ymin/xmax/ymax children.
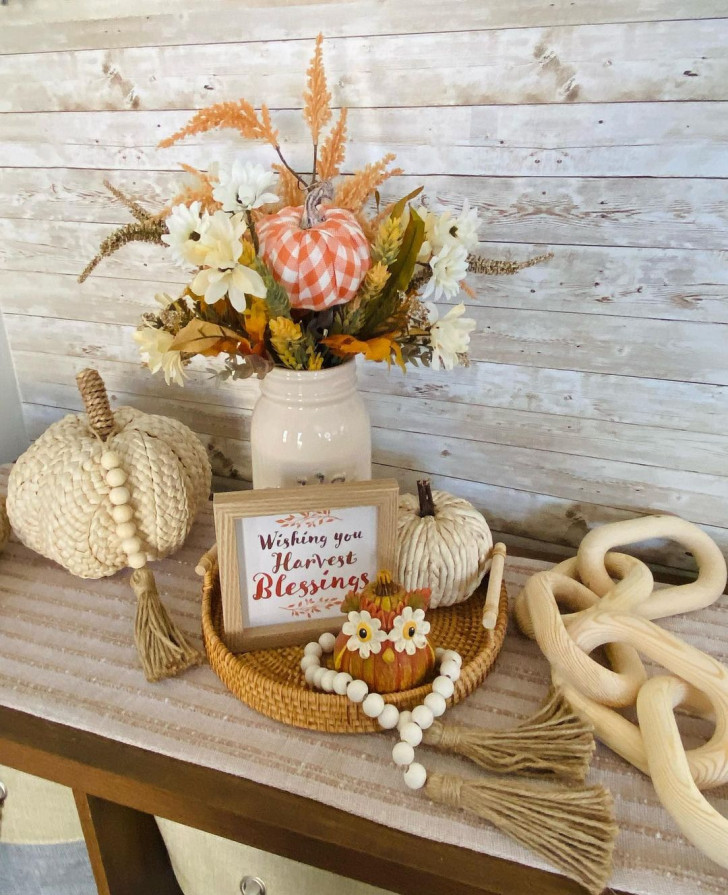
<box><xmin>396</xmin><ymin>481</ymin><xmax>493</xmax><ymax>608</ymax></box>
<box><xmin>257</xmin><ymin>182</ymin><xmax>371</xmax><ymax>311</ymax></box>
<box><xmin>7</xmin><ymin>370</ymin><xmax>211</xmax><ymax>579</ymax></box>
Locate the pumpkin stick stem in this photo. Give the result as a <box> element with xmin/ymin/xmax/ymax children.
<box><xmin>416</xmin><ymin>479</ymin><xmax>436</xmax><ymax>517</ymax></box>
<box><xmin>76</xmin><ymin>368</ymin><xmax>115</xmax><ymax>441</ymax></box>
<box><xmin>130</xmin><ymin>568</ymin><xmax>205</xmax><ymax>682</ymax></box>
<box><xmin>301</xmin><ymin>179</ymin><xmax>334</xmax><ymax>229</ymax></box>
<box><xmin>483</xmin><ymin>542</ymin><xmax>507</xmax><ymax>631</ymax></box>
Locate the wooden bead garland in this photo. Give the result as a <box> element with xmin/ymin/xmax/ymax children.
<box><xmin>302</xmin><ymin>636</ymin><xmax>463</xmax><ymax>790</ymax></box>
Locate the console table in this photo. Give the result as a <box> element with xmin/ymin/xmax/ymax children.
<box><xmin>0</xmin><ymin>466</ymin><xmax>725</xmax><ymax>895</ymax></box>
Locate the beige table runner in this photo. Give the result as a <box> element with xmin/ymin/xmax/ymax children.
<box><xmin>0</xmin><ymin>467</ymin><xmax>726</xmax><ymax>895</ymax></box>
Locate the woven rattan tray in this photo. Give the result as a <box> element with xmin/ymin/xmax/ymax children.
<box><xmin>201</xmin><ymin>563</ymin><xmax>508</xmax><ymax>733</ymax></box>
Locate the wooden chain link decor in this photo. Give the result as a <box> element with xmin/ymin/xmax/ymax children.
<box><xmin>515</xmin><ymin>515</ymin><xmax>728</xmax><ymax>869</ymax></box>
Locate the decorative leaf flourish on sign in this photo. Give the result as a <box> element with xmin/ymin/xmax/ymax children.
<box><xmin>276</xmin><ymin>510</ymin><xmax>341</xmax><ymax>529</ymax></box>
<box><xmin>283</xmin><ymin>595</ymin><xmax>343</xmax><ymax>618</ymax></box>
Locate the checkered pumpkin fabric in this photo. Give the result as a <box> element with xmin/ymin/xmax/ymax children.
<box><xmin>257</xmin><ymin>206</ymin><xmax>371</xmax><ymax>311</ymax></box>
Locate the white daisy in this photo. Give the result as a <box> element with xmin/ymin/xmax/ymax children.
<box><xmin>161</xmin><ymin>202</ymin><xmax>205</xmax><ymax>268</ymax></box>
<box><xmin>388</xmin><ymin>606</ymin><xmax>430</xmax><ymax>656</ymax></box>
<box><xmin>422</xmin><ymin>241</ymin><xmax>469</xmax><ymax>301</ymax></box>
<box><xmin>133</xmin><ymin>327</ymin><xmax>187</xmax><ymax>387</ymax></box>
<box><xmin>341</xmin><ymin>610</ymin><xmax>388</xmax><ymax>659</ymax></box>
<box><xmin>213</xmin><ymin>160</ymin><xmax>279</xmax><ymax>213</ymax></box>
<box><xmin>426</xmin><ymin>302</ymin><xmax>476</xmax><ymax>371</ymax></box>
<box><xmin>451</xmin><ymin>198</ymin><xmax>481</xmax><ymax>252</ymax></box>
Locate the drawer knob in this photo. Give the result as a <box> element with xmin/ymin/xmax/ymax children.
<box><xmin>240</xmin><ymin>876</ymin><xmax>266</xmax><ymax>895</ymax></box>
<box><xmin>0</xmin><ymin>780</ymin><xmax>7</xmax><ymax>804</ymax></box>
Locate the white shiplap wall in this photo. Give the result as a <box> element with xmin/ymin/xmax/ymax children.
<box><xmin>1</xmin><ymin>1</ymin><xmax>726</xmax><ymax>571</ymax></box>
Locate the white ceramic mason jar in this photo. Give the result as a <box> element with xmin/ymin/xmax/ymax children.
<box><xmin>250</xmin><ymin>361</ymin><xmax>372</xmax><ymax>488</ymax></box>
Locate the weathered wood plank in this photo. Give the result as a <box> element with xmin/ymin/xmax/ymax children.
<box><xmin>6</xmin><ymin>312</ymin><xmax>728</xmax><ymax>418</ymax></box>
<box><xmin>4</xmin><ymin>169</ymin><xmax>728</xmax><ymax>252</ymax></box>
<box><xmin>2</xmin><ymin>0</ymin><xmax>724</xmax><ymax>53</ymax></box>
<box><xmin>2</xmin><ymin>21</ymin><xmax>727</xmax><ymax>113</ymax></box>
<box><xmin>15</xmin><ymin>358</ymin><xmax>727</xmax><ymax>476</ymax></box>
<box><xmin>20</xmin><ymin>400</ymin><xmax>728</xmax><ymax>574</ymax></box>
<box><xmin>3</xmin><ymin>103</ymin><xmax>728</xmax><ymax>178</ymax></box>
<box><xmin>2</xmin><ymin>242</ymin><xmax>727</xmax><ymax>327</ymax></box>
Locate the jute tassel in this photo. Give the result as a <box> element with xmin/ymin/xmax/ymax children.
<box><xmin>426</xmin><ymin>772</ymin><xmax>617</xmax><ymax>895</ymax></box>
<box><xmin>130</xmin><ymin>568</ymin><xmax>205</xmax><ymax>682</ymax></box>
<box><xmin>423</xmin><ymin>689</ymin><xmax>595</xmax><ymax>781</ymax></box>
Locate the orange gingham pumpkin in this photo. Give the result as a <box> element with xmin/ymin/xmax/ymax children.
<box><xmin>257</xmin><ymin>205</ymin><xmax>371</xmax><ymax>311</ymax></box>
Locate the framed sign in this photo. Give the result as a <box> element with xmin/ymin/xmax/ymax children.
<box><xmin>213</xmin><ymin>479</ymin><xmax>399</xmax><ymax>651</ymax></box>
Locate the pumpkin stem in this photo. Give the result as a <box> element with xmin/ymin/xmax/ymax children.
<box><xmin>301</xmin><ymin>179</ymin><xmax>334</xmax><ymax>229</ymax></box>
<box><xmin>417</xmin><ymin>479</ymin><xmax>436</xmax><ymax>518</ymax></box>
<box><xmin>373</xmin><ymin>570</ymin><xmax>399</xmax><ymax>597</ymax></box>
<box><xmin>76</xmin><ymin>368</ymin><xmax>115</xmax><ymax>441</ymax></box>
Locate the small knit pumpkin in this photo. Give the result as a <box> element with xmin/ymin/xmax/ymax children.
<box><xmin>396</xmin><ymin>480</ymin><xmax>493</xmax><ymax>608</ymax></box>
<box><xmin>257</xmin><ymin>181</ymin><xmax>371</xmax><ymax>311</ymax></box>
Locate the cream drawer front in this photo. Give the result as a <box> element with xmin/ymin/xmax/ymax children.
<box><xmin>0</xmin><ymin>763</ymin><xmax>82</xmax><ymax>844</ymax></box>
<box><xmin>156</xmin><ymin>816</ymin><xmax>395</xmax><ymax>895</ymax></box>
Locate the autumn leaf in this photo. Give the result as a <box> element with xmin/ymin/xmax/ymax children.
<box><xmin>244</xmin><ymin>297</ymin><xmax>269</xmax><ymax>345</ymax></box>
<box><xmin>169</xmin><ymin>319</ymin><xmax>252</xmax><ymax>357</ymax></box>
<box><xmin>322</xmin><ymin>333</ymin><xmax>405</xmax><ymax>371</ymax></box>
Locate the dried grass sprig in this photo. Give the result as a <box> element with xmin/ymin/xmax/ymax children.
<box><xmin>79</xmin><ymin>219</ymin><xmax>166</xmax><ymax>283</ymax></box>
<box><xmin>372</xmin><ymin>215</ymin><xmax>404</xmax><ymax>267</ymax></box>
<box><xmin>335</xmin><ymin>153</ymin><xmax>402</xmax><ymax>213</ymax></box>
<box><xmin>303</xmin><ymin>33</ymin><xmax>332</xmax><ymax>150</ymax></box>
<box><xmin>103</xmin><ymin>180</ymin><xmax>152</xmax><ymax>223</ymax></box>
<box><xmin>317</xmin><ymin>107</ymin><xmax>348</xmax><ymax>181</ymax></box>
<box><xmin>468</xmin><ymin>251</ymin><xmax>553</xmax><ymax>276</ymax></box>
<box><xmin>166</xmin><ymin>164</ymin><xmax>220</xmax><ymax>214</ymax></box>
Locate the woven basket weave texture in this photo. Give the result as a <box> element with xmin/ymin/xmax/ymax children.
<box><xmin>202</xmin><ymin>563</ymin><xmax>508</xmax><ymax>733</ymax></box>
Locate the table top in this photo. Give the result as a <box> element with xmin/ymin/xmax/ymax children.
<box><xmin>0</xmin><ymin>465</ymin><xmax>726</xmax><ymax>895</ymax></box>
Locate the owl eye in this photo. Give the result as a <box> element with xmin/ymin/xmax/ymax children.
<box><xmin>357</xmin><ymin>623</ymin><xmax>373</xmax><ymax>643</ymax></box>
<box><xmin>403</xmin><ymin>623</ymin><xmax>417</xmax><ymax>640</ymax></box>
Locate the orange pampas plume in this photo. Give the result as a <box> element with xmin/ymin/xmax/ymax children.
<box><xmin>317</xmin><ymin>107</ymin><xmax>348</xmax><ymax>180</ymax></box>
<box><xmin>158</xmin><ymin>99</ymin><xmax>279</xmax><ymax>149</ymax></box>
<box><xmin>303</xmin><ymin>33</ymin><xmax>332</xmax><ymax>146</ymax></box>
<box><xmin>335</xmin><ymin>153</ymin><xmax>403</xmax><ymax>213</ymax></box>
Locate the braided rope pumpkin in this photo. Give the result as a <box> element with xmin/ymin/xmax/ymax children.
<box><xmin>5</xmin><ymin>369</ymin><xmax>211</xmax><ymax>680</ymax></box>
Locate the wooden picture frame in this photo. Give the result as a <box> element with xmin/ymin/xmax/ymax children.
<box><xmin>213</xmin><ymin>479</ymin><xmax>399</xmax><ymax>652</ymax></box>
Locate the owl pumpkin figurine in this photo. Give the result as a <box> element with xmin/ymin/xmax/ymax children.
<box><xmin>333</xmin><ymin>571</ymin><xmax>436</xmax><ymax>693</ymax></box>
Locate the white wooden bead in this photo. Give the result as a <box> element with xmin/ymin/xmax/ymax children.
<box><xmin>397</xmin><ymin>710</ymin><xmax>413</xmax><ymax>732</ymax></box>
<box><xmin>392</xmin><ymin>742</ymin><xmax>414</xmax><ymax>766</ymax></box>
<box><xmin>441</xmin><ymin>659</ymin><xmax>461</xmax><ymax>681</ymax></box>
<box><xmin>304</xmin><ymin>642</ymin><xmax>323</xmax><ymax>658</ymax></box>
<box><xmin>100</xmin><ymin>451</ymin><xmax>121</xmax><ymax>470</ymax></box>
<box><xmin>378</xmin><ymin>704</ymin><xmax>400</xmax><ymax>729</ymax></box>
<box><xmin>347</xmin><ymin>679</ymin><xmax>368</xmax><ymax>703</ymax></box>
<box><xmin>300</xmin><ymin>654</ymin><xmax>320</xmax><ymax>672</ymax></box>
<box><xmin>318</xmin><ymin>632</ymin><xmax>336</xmax><ymax>652</ymax></box>
<box><xmin>111</xmin><ymin>504</ymin><xmax>134</xmax><ymax>524</ymax></box>
<box><xmin>424</xmin><ymin>692</ymin><xmax>447</xmax><ymax>717</ymax></box>
<box><xmin>105</xmin><ymin>468</ymin><xmax>127</xmax><ymax>488</ymax></box>
<box><xmin>121</xmin><ymin>536</ymin><xmax>143</xmax><ymax>555</ymax></box>
<box><xmin>127</xmin><ymin>552</ymin><xmax>146</xmax><ymax>569</ymax></box>
<box><xmin>363</xmin><ymin>693</ymin><xmax>385</xmax><ymax>718</ymax></box>
<box><xmin>435</xmin><ymin>646</ymin><xmax>446</xmax><ymax>659</ymax></box>
<box><xmin>304</xmin><ymin>666</ymin><xmax>319</xmax><ymax>686</ymax></box>
<box><xmin>441</xmin><ymin>650</ymin><xmax>462</xmax><ymax>667</ymax></box>
<box><xmin>411</xmin><ymin>705</ymin><xmax>434</xmax><ymax>730</ymax></box>
<box><xmin>404</xmin><ymin>762</ymin><xmax>427</xmax><ymax>790</ymax></box>
<box><xmin>333</xmin><ymin>672</ymin><xmax>352</xmax><ymax>695</ymax></box>
<box><xmin>400</xmin><ymin>721</ymin><xmax>423</xmax><ymax>747</ymax></box>
<box><xmin>115</xmin><ymin>522</ymin><xmax>137</xmax><ymax>540</ymax></box>
<box><xmin>109</xmin><ymin>486</ymin><xmax>131</xmax><ymax>506</ymax></box>
<box><xmin>312</xmin><ymin>667</ymin><xmax>328</xmax><ymax>688</ymax></box>
<box><xmin>432</xmin><ymin>675</ymin><xmax>455</xmax><ymax>699</ymax></box>
<box><xmin>321</xmin><ymin>670</ymin><xmax>337</xmax><ymax>692</ymax></box>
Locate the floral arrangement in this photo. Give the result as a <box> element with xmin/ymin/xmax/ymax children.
<box><xmin>80</xmin><ymin>36</ymin><xmax>549</xmax><ymax>386</ymax></box>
